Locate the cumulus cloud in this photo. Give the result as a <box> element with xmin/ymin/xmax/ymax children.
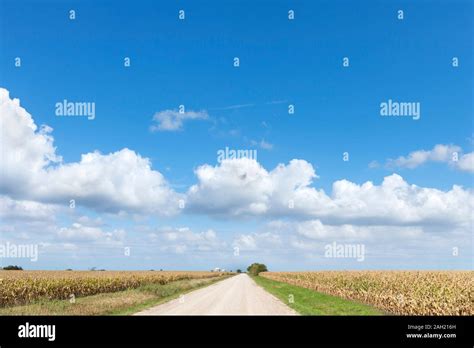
<box><xmin>187</xmin><ymin>157</ymin><xmax>323</xmax><ymax>217</ymax></box>
<box><xmin>0</xmin><ymin>195</ymin><xmax>57</xmax><ymax>222</ymax></box>
<box><xmin>187</xmin><ymin>158</ymin><xmax>473</xmax><ymax>227</ymax></box>
<box><xmin>456</xmin><ymin>152</ymin><xmax>474</xmax><ymax>172</ymax></box>
<box><xmin>57</xmin><ymin>223</ymin><xmax>126</xmax><ymax>243</ymax></box>
<box><xmin>149</xmin><ymin>227</ymin><xmax>226</xmax><ymax>254</ymax></box>
<box><xmin>385</xmin><ymin>144</ymin><xmax>474</xmax><ymax>173</ymax></box>
<box><xmin>294</xmin><ymin>220</ymin><xmax>424</xmax><ymax>241</ymax></box>
<box><xmin>1</xmin><ymin>87</ymin><xmax>472</xmax><ymax>244</ymax></box>
<box><xmin>150</xmin><ymin>109</ymin><xmax>208</xmax><ymax>132</ymax></box>
<box><xmin>325</xmin><ymin>174</ymin><xmax>472</xmax><ymax>226</ymax></box>
<box><xmin>0</xmin><ymin>88</ymin><xmax>182</xmax><ymax>215</ymax></box>
<box><xmin>0</xmin><ymin>88</ymin><xmax>61</xmax><ymax>197</ymax></box>
<box><xmin>42</xmin><ymin>149</ymin><xmax>182</xmax><ymax>214</ymax></box>
<box><xmin>233</xmin><ymin>234</ymin><xmax>257</xmax><ymax>250</ymax></box>
<box><xmin>233</xmin><ymin>232</ymin><xmax>281</xmax><ymax>251</ymax></box>
<box><xmin>296</xmin><ymin>220</ymin><xmax>371</xmax><ymax>240</ymax></box>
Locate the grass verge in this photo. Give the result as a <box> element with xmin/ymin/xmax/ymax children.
<box><xmin>0</xmin><ymin>275</ymin><xmax>231</xmax><ymax>315</ymax></box>
<box><xmin>252</xmin><ymin>275</ymin><xmax>383</xmax><ymax>315</ymax></box>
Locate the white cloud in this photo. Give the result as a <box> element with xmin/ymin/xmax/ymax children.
<box><xmin>57</xmin><ymin>222</ymin><xmax>125</xmax><ymax>243</ymax></box>
<box><xmin>368</xmin><ymin>160</ymin><xmax>380</xmax><ymax>169</ymax></box>
<box><xmin>456</xmin><ymin>152</ymin><xmax>474</xmax><ymax>173</ymax></box>
<box><xmin>233</xmin><ymin>232</ymin><xmax>281</xmax><ymax>251</ymax></box>
<box><xmin>76</xmin><ymin>215</ymin><xmax>103</xmax><ymax>227</ymax></box>
<box><xmin>0</xmin><ymin>88</ymin><xmax>182</xmax><ymax>215</ymax></box>
<box><xmin>296</xmin><ymin>220</ymin><xmax>370</xmax><ymax>240</ymax></box>
<box><xmin>43</xmin><ymin>148</ymin><xmax>182</xmax><ymax>215</ymax></box>
<box><xmin>233</xmin><ymin>234</ymin><xmax>257</xmax><ymax>250</ymax></box>
<box><xmin>187</xmin><ymin>157</ymin><xmax>322</xmax><ymax>217</ymax></box>
<box><xmin>326</xmin><ymin>174</ymin><xmax>472</xmax><ymax>226</ymax></box>
<box><xmin>187</xmin><ymin>158</ymin><xmax>473</xmax><ymax>227</ymax></box>
<box><xmin>386</xmin><ymin>144</ymin><xmax>474</xmax><ymax>172</ymax></box>
<box><xmin>156</xmin><ymin>227</ymin><xmax>226</xmax><ymax>253</ymax></box>
<box><xmin>0</xmin><ymin>88</ymin><xmax>61</xmax><ymax>196</ymax></box>
<box><xmin>250</xmin><ymin>139</ymin><xmax>273</xmax><ymax>150</ymax></box>
<box><xmin>150</xmin><ymin>109</ymin><xmax>208</xmax><ymax>132</ymax></box>
<box><xmin>1</xmin><ymin>87</ymin><xmax>472</xmax><ymax>258</ymax></box>
<box><xmin>0</xmin><ymin>195</ymin><xmax>57</xmax><ymax>222</ymax></box>
<box><xmin>57</xmin><ymin>222</ymin><xmax>118</xmax><ymax>241</ymax></box>
<box><xmin>293</xmin><ymin>220</ymin><xmax>424</xmax><ymax>241</ymax></box>
<box><xmin>209</xmin><ymin>103</ymin><xmax>254</xmax><ymax>111</ymax></box>
<box><xmin>290</xmin><ymin>237</ymin><xmax>321</xmax><ymax>251</ymax></box>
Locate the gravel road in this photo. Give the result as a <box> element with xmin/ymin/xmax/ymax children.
<box><xmin>134</xmin><ymin>273</ymin><xmax>297</xmax><ymax>315</ymax></box>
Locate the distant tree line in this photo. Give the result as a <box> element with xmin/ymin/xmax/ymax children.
<box><xmin>1</xmin><ymin>265</ymin><xmax>23</xmax><ymax>270</ymax></box>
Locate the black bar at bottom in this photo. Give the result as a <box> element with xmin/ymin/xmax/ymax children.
<box><xmin>0</xmin><ymin>316</ymin><xmax>472</xmax><ymax>346</ymax></box>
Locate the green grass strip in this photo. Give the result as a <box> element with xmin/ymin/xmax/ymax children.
<box><xmin>252</xmin><ymin>275</ymin><xmax>383</xmax><ymax>315</ymax></box>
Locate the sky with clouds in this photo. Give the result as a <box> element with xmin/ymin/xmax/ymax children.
<box><xmin>0</xmin><ymin>0</ymin><xmax>472</xmax><ymax>271</ymax></box>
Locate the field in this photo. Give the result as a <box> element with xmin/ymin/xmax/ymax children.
<box><xmin>260</xmin><ymin>271</ymin><xmax>474</xmax><ymax>315</ymax></box>
<box><xmin>252</xmin><ymin>275</ymin><xmax>383</xmax><ymax>315</ymax></box>
<box><xmin>0</xmin><ymin>270</ymin><xmax>229</xmax><ymax>308</ymax></box>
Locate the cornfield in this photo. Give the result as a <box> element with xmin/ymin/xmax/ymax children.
<box><xmin>261</xmin><ymin>271</ymin><xmax>474</xmax><ymax>315</ymax></box>
<box><xmin>0</xmin><ymin>270</ymin><xmax>228</xmax><ymax>307</ymax></box>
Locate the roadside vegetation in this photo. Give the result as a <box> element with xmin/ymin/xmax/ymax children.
<box><xmin>261</xmin><ymin>271</ymin><xmax>473</xmax><ymax>315</ymax></box>
<box><xmin>247</xmin><ymin>263</ymin><xmax>268</xmax><ymax>276</ymax></box>
<box><xmin>0</xmin><ymin>275</ymin><xmax>232</xmax><ymax>315</ymax></box>
<box><xmin>252</xmin><ymin>275</ymin><xmax>383</xmax><ymax>315</ymax></box>
<box><xmin>0</xmin><ymin>270</ymin><xmax>229</xmax><ymax>307</ymax></box>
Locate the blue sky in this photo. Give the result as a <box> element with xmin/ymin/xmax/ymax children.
<box><xmin>0</xmin><ymin>0</ymin><xmax>472</xmax><ymax>271</ymax></box>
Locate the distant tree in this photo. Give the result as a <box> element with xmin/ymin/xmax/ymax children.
<box><xmin>247</xmin><ymin>263</ymin><xmax>268</xmax><ymax>276</ymax></box>
<box><xmin>236</xmin><ymin>269</ymin><xmax>242</xmax><ymax>273</ymax></box>
<box><xmin>66</xmin><ymin>268</ymin><xmax>73</xmax><ymax>271</ymax></box>
<box><xmin>2</xmin><ymin>265</ymin><xmax>23</xmax><ymax>270</ymax></box>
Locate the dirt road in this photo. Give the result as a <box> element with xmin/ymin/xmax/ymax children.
<box><xmin>135</xmin><ymin>273</ymin><xmax>297</xmax><ymax>315</ymax></box>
